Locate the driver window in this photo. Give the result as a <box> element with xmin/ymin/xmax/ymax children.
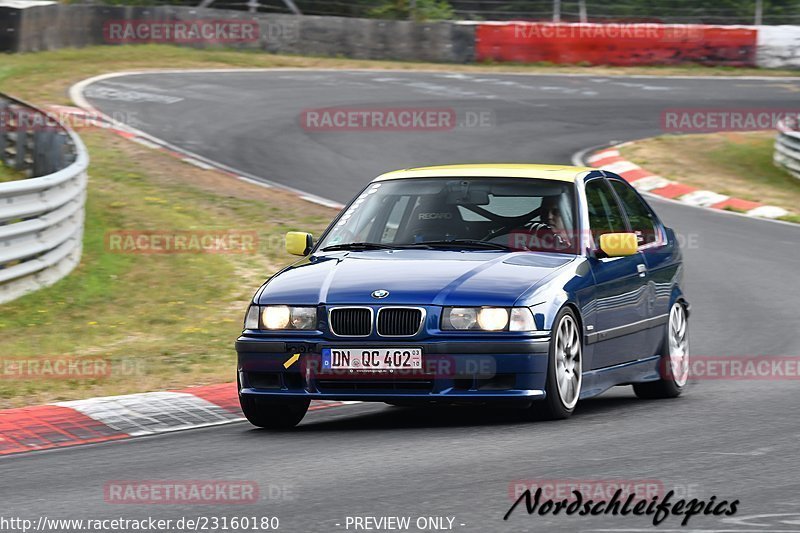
<box><xmin>609</xmin><ymin>180</ymin><xmax>659</xmax><ymax>246</ymax></box>
<box><xmin>584</xmin><ymin>179</ymin><xmax>627</xmax><ymax>240</ymax></box>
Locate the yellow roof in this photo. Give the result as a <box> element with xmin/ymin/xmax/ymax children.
<box><xmin>373</xmin><ymin>164</ymin><xmax>593</xmax><ymax>183</ymax></box>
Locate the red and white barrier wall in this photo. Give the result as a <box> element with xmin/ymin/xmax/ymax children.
<box><xmin>3</xmin><ymin>4</ymin><xmax>799</xmax><ymax>68</ymax></box>
<box><xmin>472</xmin><ymin>22</ymin><xmax>800</xmax><ymax>68</ymax></box>
<box><xmin>756</xmin><ymin>26</ymin><xmax>800</xmax><ymax>68</ymax></box>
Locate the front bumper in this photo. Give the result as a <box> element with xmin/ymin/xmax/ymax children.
<box><xmin>236</xmin><ymin>336</ymin><xmax>551</xmax><ymax>403</ymax></box>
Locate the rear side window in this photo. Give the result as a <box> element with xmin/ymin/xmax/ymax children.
<box><xmin>609</xmin><ymin>180</ymin><xmax>659</xmax><ymax>246</ymax></box>
<box><xmin>584</xmin><ymin>179</ymin><xmax>626</xmax><ymax>239</ymax></box>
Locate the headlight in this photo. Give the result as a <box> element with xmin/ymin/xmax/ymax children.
<box><xmin>289</xmin><ymin>307</ymin><xmax>317</xmax><ymax>330</ymax></box>
<box><xmin>447</xmin><ymin>307</ymin><xmax>478</xmax><ymax>330</ymax></box>
<box><xmin>442</xmin><ymin>307</ymin><xmax>535</xmax><ymax>332</ymax></box>
<box><xmin>244</xmin><ymin>305</ymin><xmax>318</xmax><ymax>330</ymax></box>
<box><xmin>477</xmin><ymin>308</ymin><xmax>509</xmax><ymax>331</ymax></box>
<box><xmin>263</xmin><ymin>306</ymin><xmax>292</xmax><ymax>329</ymax></box>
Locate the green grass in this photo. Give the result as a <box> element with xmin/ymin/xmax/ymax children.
<box><xmin>621</xmin><ymin>132</ymin><xmax>800</xmax><ymax>217</ymax></box>
<box><xmin>0</xmin><ymin>164</ymin><xmax>26</xmax><ymax>183</ymax></box>
<box><xmin>0</xmin><ymin>45</ymin><xmax>798</xmax><ymax>106</ymax></box>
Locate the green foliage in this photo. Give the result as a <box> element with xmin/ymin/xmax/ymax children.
<box><xmin>0</xmin><ymin>163</ymin><xmax>26</xmax><ymax>183</ymax></box>
<box><xmin>368</xmin><ymin>0</ymin><xmax>455</xmax><ymax>20</ymax></box>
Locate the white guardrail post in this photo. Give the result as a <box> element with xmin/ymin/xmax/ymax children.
<box><xmin>0</xmin><ymin>93</ymin><xmax>89</xmax><ymax>304</ymax></box>
<box><xmin>774</xmin><ymin>119</ymin><xmax>800</xmax><ymax>180</ymax></box>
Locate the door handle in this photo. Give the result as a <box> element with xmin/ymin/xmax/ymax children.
<box><xmin>637</xmin><ymin>263</ymin><xmax>647</xmax><ymax>277</ymax></box>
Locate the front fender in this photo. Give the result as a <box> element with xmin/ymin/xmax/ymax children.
<box><xmin>671</xmin><ymin>285</ymin><xmax>690</xmax><ymax>317</ymax></box>
<box><xmin>515</xmin><ymin>258</ymin><xmax>594</xmax><ymax>332</ymax></box>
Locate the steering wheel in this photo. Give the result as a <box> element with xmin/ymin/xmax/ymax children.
<box><xmin>403</xmin><ymin>227</ymin><xmax>429</xmax><ymax>243</ymax></box>
<box><xmin>533</xmin><ymin>223</ymin><xmax>571</xmax><ymax>250</ymax></box>
<box><xmin>481</xmin><ymin>210</ymin><xmax>543</xmax><ymax>242</ymax></box>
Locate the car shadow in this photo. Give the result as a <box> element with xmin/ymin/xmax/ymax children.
<box><xmin>247</xmin><ymin>390</ymin><xmax>646</xmax><ymax>433</ymax></box>
<box><xmin>295</xmin><ymin>404</ymin><xmax>522</xmax><ymax>432</ymax></box>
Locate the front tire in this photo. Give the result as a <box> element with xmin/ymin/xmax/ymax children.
<box><xmin>240</xmin><ymin>394</ymin><xmax>310</xmax><ymax>429</ymax></box>
<box><xmin>527</xmin><ymin>307</ymin><xmax>582</xmax><ymax>420</ymax></box>
<box><xmin>633</xmin><ymin>301</ymin><xmax>689</xmax><ymax>399</ymax></box>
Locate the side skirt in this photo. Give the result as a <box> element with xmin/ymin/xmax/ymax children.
<box><xmin>579</xmin><ymin>355</ymin><xmax>661</xmax><ymax>399</ymax></box>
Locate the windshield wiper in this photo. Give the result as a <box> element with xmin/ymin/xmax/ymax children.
<box><xmin>410</xmin><ymin>239</ymin><xmax>514</xmax><ymax>251</ymax></box>
<box><xmin>320</xmin><ymin>242</ymin><xmax>398</xmax><ymax>252</ymax></box>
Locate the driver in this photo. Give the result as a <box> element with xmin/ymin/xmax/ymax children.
<box><xmin>535</xmin><ymin>196</ymin><xmax>572</xmax><ymax>249</ymax></box>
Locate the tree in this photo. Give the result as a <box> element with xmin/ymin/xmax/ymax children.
<box><xmin>368</xmin><ymin>0</ymin><xmax>455</xmax><ymax>20</ymax></box>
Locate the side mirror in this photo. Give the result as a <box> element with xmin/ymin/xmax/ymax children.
<box><xmin>599</xmin><ymin>233</ymin><xmax>638</xmax><ymax>257</ymax></box>
<box><xmin>286</xmin><ymin>232</ymin><xmax>313</xmax><ymax>256</ymax></box>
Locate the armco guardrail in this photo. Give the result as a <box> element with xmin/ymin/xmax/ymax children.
<box><xmin>0</xmin><ymin>93</ymin><xmax>89</xmax><ymax>304</ymax></box>
<box><xmin>774</xmin><ymin>120</ymin><xmax>800</xmax><ymax>180</ymax></box>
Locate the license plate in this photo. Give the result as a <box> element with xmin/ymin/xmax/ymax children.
<box><xmin>322</xmin><ymin>348</ymin><xmax>422</xmax><ymax>371</ymax></box>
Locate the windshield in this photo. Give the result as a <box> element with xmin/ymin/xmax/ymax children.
<box><xmin>318</xmin><ymin>178</ymin><xmax>578</xmax><ymax>253</ymax></box>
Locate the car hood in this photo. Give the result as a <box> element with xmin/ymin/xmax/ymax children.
<box><xmin>256</xmin><ymin>249</ymin><xmax>575</xmax><ymax>307</ymax></box>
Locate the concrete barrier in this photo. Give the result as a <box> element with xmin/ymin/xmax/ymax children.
<box><xmin>3</xmin><ymin>5</ymin><xmax>475</xmax><ymax>63</ymax></box>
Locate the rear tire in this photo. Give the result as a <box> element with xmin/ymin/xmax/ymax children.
<box><xmin>526</xmin><ymin>307</ymin><xmax>582</xmax><ymax>420</ymax></box>
<box><xmin>633</xmin><ymin>301</ymin><xmax>689</xmax><ymax>399</ymax></box>
<box><xmin>240</xmin><ymin>394</ymin><xmax>310</xmax><ymax>429</ymax></box>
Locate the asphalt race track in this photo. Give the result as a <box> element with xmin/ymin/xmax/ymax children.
<box><xmin>3</xmin><ymin>71</ymin><xmax>799</xmax><ymax>532</ymax></box>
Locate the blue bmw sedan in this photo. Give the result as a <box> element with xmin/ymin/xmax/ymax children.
<box><xmin>236</xmin><ymin>164</ymin><xmax>689</xmax><ymax>428</ymax></box>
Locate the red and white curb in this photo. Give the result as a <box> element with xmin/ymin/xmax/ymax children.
<box><xmin>586</xmin><ymin>144</ymin><xmax>790</xmax><ymax>219</ymax></box>
<box><xmin>0</xmin><ymin>383</ymin><xmax>355</xmax><ymax>456</ymax></box>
